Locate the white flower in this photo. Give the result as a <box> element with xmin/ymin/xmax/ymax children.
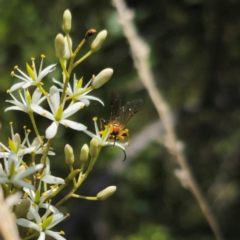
<box><xmin>31</xmin><ymin>86</ymin><xmax>87</xmax><ymax>139</ymax></box>
<box><xmin>41</xmin><ymin>158</ymin><xmax>65</xmax><ymax>185</ymax></box>
<box><xmin>53</xmin><ymin>73</ymin><xmax>104</xmax><ymax>106</ymax></box>
<box><xmin>22</xmin><ymin>128</ymin><xmax>55</xmax><ymax>156</ymax></box>
<box><xmin>17</xmin><ymin>207</ymin><xmax>67</xmax><ymax>240</ymax></box>
<box><xmin>0</xmin><ymin>152</ymin><xmax>43</xmax><ymax>190</ymax></box>
<box><xmin>10</xmin><ymin>55</ymin><xmax>56</xmax><ymax>92</ymax></box>
<box><xmin>5</xmin><ymin>88</ymin><xmax>46</xmax><ymax>113</ymax></box>
<box><xmin>0</xmin><ymin>124</ymin><xmax>38</xmax><ymax>158</ymax></box>
<box><xmin>83</xmin><ymin>117</ymin><xmax>127</xmax><ymax>150</ymax></box>
<box><xmin>23</xmin><ymin>185</ymin><xmax>60</xmax><ymax>220</ymax></box>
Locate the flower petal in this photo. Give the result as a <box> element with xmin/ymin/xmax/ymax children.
<box><xmin>31</xmin><ymin>104</ymin><xmax>54</xmax><ymax>121</ymax></box>
<box><xmin>41</xmin><ymin>175</ymin><xmax>65</xmax><ymax>185</ymax></box>
<box><xmin>49</xmin><ymin>86</ymin><xmax>60</xmax><ymax>112</ymax></box>
<box><xmin>62</xmin><ymin>102</ymin><xmax>85</xmax><ymax>118</ymax></box>
<box><xmin>17</xmin><ymin>218</ymin><xmax>40</xmax><ymax>231</ymax></box>
<box><xmin>9</xmin><ymin>82</ymin><xmax>25</xmax><ymax>92</ymax></box>
<box><xmin>45</xmin><ymin>230</ymin><xmax>66</xmax><ymax>240</ymax></box>
<box><xmin>60</xmin><ymin>119</ymin><xmax>87</xmax><ymax>131</ymax></box>
<box><xmin>45</xmin><ymin>121</ymin><xmax>59</xmax><ymax>139</ymax></box>
<box><xmin>14</xmin><ymin>164</ymin><xmax>44</xmax><ymax>179</ymax></box>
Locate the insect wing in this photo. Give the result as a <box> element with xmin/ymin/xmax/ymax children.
<box><xmin>110</xmin><ymin>91</ymin><xmax>122</xmax><ymax>122</ymax></box>
<box><xmin>118</xmin><ymin>99</ymin><xmax>143</xmax><ymax>128</ymax></box>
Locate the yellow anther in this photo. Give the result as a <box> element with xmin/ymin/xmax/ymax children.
<box><xmin>9</xmin><ymin>122</ymin><xmax>13</xmax><ymax>125</ymax></box>
<box><xmin>10</xmin><ymin>71</ymin><xmax>14</xmax><ymax>76</ymax></box>
<box><xmin>60</xmin><ymin>230</ymin><xmax>65</xmax><ymax>235</ymax></box>
<box><xmin>27</xmin><ymin>129</ymin><xmax>31</xmax><ymax>133</ymax></box>
<box><xmin>41</xmin><ymin>54</ymin><xmax>45</xmax><ymax>58</ymax></box>
<box><xmin>31</xmin><ymin>57</ymin><xmax>35</xmax><ymax>61</ymax></box>
<box><xmin>23</xmin><ymin>126</ymin><xmax>27</xmax><ymax>129</ymax></box>
<box><xmin>50</xmin><ymin>184</ymin><xmax>58</xmax><ymax>189</ymax></box>
<box><xmin>93</xmin><ymin>117</ymin><xmax>97</xmax><ymax>121</ymax></box>
<box><xmin>6</xmin><ymin>89</ymin><xmax>10</xmax><ymax>93</ymax></box>
<box><xmin>14</xmin><ymin>65</ymin><xmax>18</xmax><ymax>69</ymax></box>
<box><xmin>64</xmin><ymin>124</ymin><xmax>69</xmax><ymax>128</ymax></box>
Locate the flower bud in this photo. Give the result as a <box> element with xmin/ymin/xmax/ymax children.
<box><xmin>97</xmin><ymin>186</ymin><xmax>117</xmax><ymax>201</ymax></box>
<box><xmin>14</xmin><ymin>199</ymin><xmax>31</xmax><ymax>218</ymax></box>
<box><xmin>80</xmin><ymin>144</ymin><xmax>89</xmax><ymax>163</ymax></box>
<box><xmin>64</xmin><ymin>144</ymin><xmax>75</xmax><ymax>165</ymax></box>
<box><xmin>89</xmin><ymin>138</ymin><xmax>98</xmax><ymax>157</ymax></box>
<box><xmin>91</xmin><ymin>68</ymin><xmax>113</xmax><ymax>89</ymax></box>
<box><xmin>63</xmin><ymin>36</ymin><xmax>72</xmax><ymax>60</ymax></box>
<box><xmin>55</xmin><ymin>34</ymin><xmax>65</xmax><ymax>58</ymax></box>
<box><xmin>91</xmin><ymin>30</ymin><xmax>107</xmax><ymax>52</ymax></box>
<box><xmin>62</xmin><ymin>9</ymin><xmax>72</xmax><ymax>34</ymax></box>
<box><xmin>14</xmin><ymin>133</ymin><xmax>21</xmax><ymax>149</ymax></box>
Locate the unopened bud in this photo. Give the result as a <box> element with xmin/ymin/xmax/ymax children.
<box><xmin>97</xmin><ymin>186</ymin><xmax>117</xmax><ymax>201</ymax></box>
<box><xmin>14</xmin><ymin>199</ymin><xmax>31</xmax><ymax>218</ymax></box>
<box><xmin>80</xmin><ymin>144</ymin><xmax>89</xmax><ymax>163</ymax></box>
<box><xmin>62</xmin><ymin>9</ymin><xmax>72</xmax><ymax>33</ymax></box>
<box><xmin>91</xmin><ymin>30</ymin><xmax>107</xmax><ymax>52</ymax></box>
<box><xmin>91</xmin><ymin>68</ymin><xmax>113</xmax><ymax>89</ymax></box>
<box><xmin>90</xmin><ymin>138</ymin><xmax>98</xmax><ymax>157</ymax></box>
<box><xmin>64</xmin><ymin>144</ymin><xmax>75</xmax><ymax>165</ymax></box>
<box><xmin>14</xmin><ymin>133</ymin><xmax>21</xmax><ymax>149</ymax></box>
<box><xmin>55</xmin><ymin>34</ymin><xmax>65</xmax><ymax>58</ymax></box>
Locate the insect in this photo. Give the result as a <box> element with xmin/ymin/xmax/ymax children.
<box><xmin>100</xmin><ymin>91</ymin><xmax>143</xmax><ymax>161</ymax></box>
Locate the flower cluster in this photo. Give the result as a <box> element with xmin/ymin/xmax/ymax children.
<box><xmin>0</xmin><ymin>9</ymin><xmax>125</xmax><ymax>240</ymax></box>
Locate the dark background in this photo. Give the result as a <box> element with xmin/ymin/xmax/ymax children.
<box><xmin>1</xmin><ymin>0</ymin><xmax>240</xmax><ymax>239</ymax></box>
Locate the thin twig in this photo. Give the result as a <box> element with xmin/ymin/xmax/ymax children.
<box><xmin>112</xmin><ymin>0</ymin><xmax>224</xmax><ymax>239</ymax></box>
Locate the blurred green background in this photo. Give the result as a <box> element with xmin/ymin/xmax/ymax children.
<box><xmin>1</xmin><ymin>0</ymin><xmax>240</xmax><ymax>239</ymax></box>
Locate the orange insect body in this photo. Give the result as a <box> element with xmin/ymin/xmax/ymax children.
<box><xmin>101</xmin><ymin>91</ymin><xmax>143</xmax><ymax>142</ymax></box>
<box><xmin>100</xmin><ymin>91</ymin><xmax>143</xmax><ymax>161</ymax></box>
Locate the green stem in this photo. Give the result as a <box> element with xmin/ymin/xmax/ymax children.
<box><xmin>22</xmin><ymin>232</ymin><xmax>39</xmax><ymax>240</ymax></box>
<box><xmin>73</xmin><ymin>50</ymin><xmax>93</xmax><ymax>68</ymax></box>
<box><xmin>28</xmin><ymin>112</ymin><xmax>43</xmax><ymax>147</ymax></box>
<box><xmin>55</xmin><ymin>146</ymin><xmax>102</xmax><ymax>208</ymax></box>
<box><xmin>71</xmin><ymin>194</ymin><xmax>98</xmax><ymax>201</ymax></box>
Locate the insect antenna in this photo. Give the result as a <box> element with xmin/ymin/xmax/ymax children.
<box><xmin>122</xmin><ymin>148</ymin><xmax>127</xmax><ymax>162</ymax></box>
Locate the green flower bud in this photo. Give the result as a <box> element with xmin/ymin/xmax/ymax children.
<box><xmin>91</xmin><ymin>68</ymin><xmax>113</xmax><ymax>89</ymax></box>
<box><xmin>97</xmin><ymin>186</ymin><xmax>117</xmax><ymax>201</ymax></box>
<box><xmin>55</xmin><ymin>34</ymin><xmax>65</xmax><ymax>58</ymax></box>
<box><xmin>62</xmin><ymin>9</ymin><xmax>72</xmax><ymax>34</ymax></box>
<box><xmin>64</xmin><ymin>144</ymin><xmax>75</xmax><ymax>165</ymax></box>
<box><xmin>89</xmin><ymin>138</ymin><xmax>98</xmax><ymax>157</ymax></box>
<box><xmin>80</xmin><ymin>144</ymin><xmax>89</xmax><ymax>163</ymax></box>
<box><xmin>91</xmin><ymin>30</ymin><xmax>107</xmax><ymax>52</ymax></box>
<box><xmin>14</xmin><ymin>199</ymin><xmax>31</xmax><ymax>218</ymax></box>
